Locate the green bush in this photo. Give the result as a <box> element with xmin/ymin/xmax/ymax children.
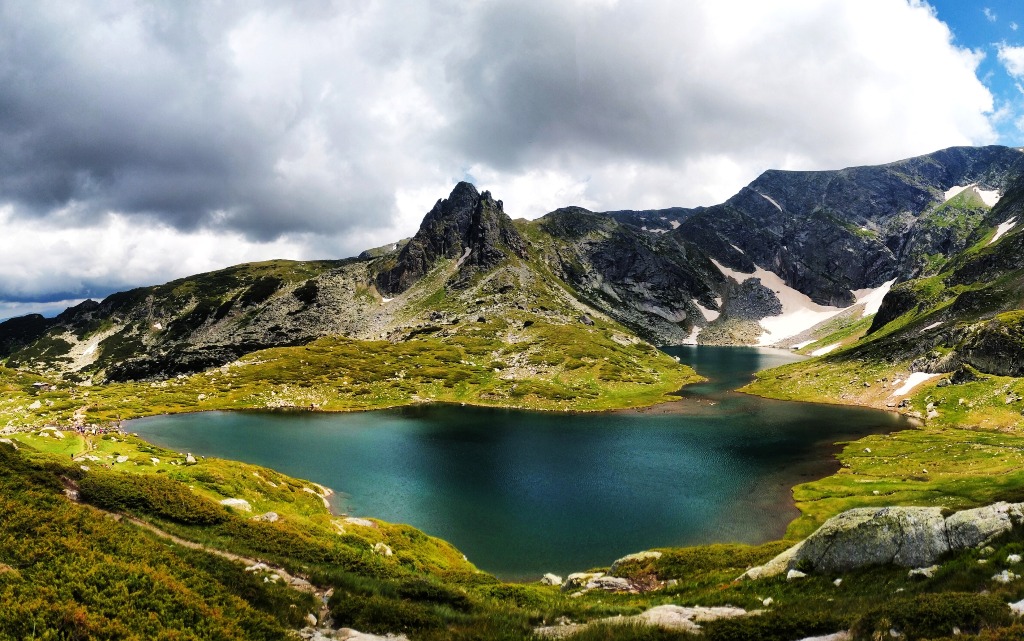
<box><xmin>704</xmin><ymin>611</ymin><xmax>846</xmax><ymax>641</ymax></box>
<box><xmin>78</xmin><ymin>471</ymin><xmax>229</xmax><ymax>525</ymax></box>
<box><xmin>852</xmin><ymin>593</ymin><xmax>1011</xmax><ymax>640</ymax></box>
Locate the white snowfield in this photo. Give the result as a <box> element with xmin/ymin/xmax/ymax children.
<box><xmin>892</xmin><ymin>372</ymin><xmax>941</xmax><ymax>397</ymax></box>
<box><xmin>989</xmin><ymin>217</ymin><xmax>1018</xmax><ymax>246</ymax></box>
<box><xmin>944</xmin><ymin>184</ymin><xmax>1001</xmax><ymax>208</ymax></box>
<box><xmin>696</xmin><ymin>303</ymin><xmax>720</xmax><ymax>323</ymax></box>
<box><xmin>810</xmin><ymin>343</ymin><xmax>841</xmax><ymax>356</ymax></box>
<box><xmin>711</xmin><ymin>260</ymin><xmax>895</xmax><ymax>346</ymax></box>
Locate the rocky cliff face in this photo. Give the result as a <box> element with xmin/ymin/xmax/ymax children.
<box><xmin>375</xmin><ymin>182</ymin><xmax>527</xmax><ymax>295</ymax></box>
<box><xmin>672</xmin><ymin>145</ymin><xmax>1024</xmax><ymax>306</ymax></box>
<box><xmin>528</xmin><ymin>207</ymin><xmax>723</xmax><ymax>343</ymax></box>
<box><xmin>831</xmin><ymin>168</ymin><xmax>1024</xmax><ymax>378</ymax></box>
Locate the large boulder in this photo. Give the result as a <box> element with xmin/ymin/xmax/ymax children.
<box><xmin>946</xmin><ymin>502</ymin><xmax>1024</xmax><ymax>549</ymax></box>
<box><xmin>742</xmin><ymin>502</ymin><xmax>1024</xmax><ymax>579</ymax></box>
<box><xmin>795</xmin><ymin>506</ymin><xmax>949</xmax><ymax>573</ymax></box>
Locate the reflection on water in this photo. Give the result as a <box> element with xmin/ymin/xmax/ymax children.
<box><xmin>131</xmin><ymin>346</ymin><xmax>908</xmax><ymax>579</ymax></box>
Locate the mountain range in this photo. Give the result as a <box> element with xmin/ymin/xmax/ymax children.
<box><xmin>2</xmin><ymin>145</ymin><xmax>1023</xmax><ymax>389</ymax></box>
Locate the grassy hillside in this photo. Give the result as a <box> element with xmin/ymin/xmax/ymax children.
<box><xmin>8</xmin><ymin>433</ymin><xmax>1024</xmax><ymax>640</ymax></box>
<box><xmin>0</xmin><ymin>320</ymin><xmax>699</xmax><ymax>430</ymax></box>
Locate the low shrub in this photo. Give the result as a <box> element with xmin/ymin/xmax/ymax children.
<box><xmin>78</xmin><ymin>471</ymin><xmax>229</xmax><ymax>525</ymax></box>
<box><xmin>851</xmin><ymin>592</ymin><xmax>1011</xmax><ymax>640</ymax></box>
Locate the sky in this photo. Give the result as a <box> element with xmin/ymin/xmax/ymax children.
<box><xmin>0</xmin><ymin>0</ymin><xmax>1022</xmax><ymax>320</ymax></box>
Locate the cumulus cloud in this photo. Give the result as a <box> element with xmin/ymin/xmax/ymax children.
<box><xmin>999</xmin><ymin>43</ymin><xmax>1024</xmax><ymax>79</ymax></box>
<box><xmin>0</xmin><ymin>0</ymin><xmax>1002</xmax><ymax>312</ymax></box>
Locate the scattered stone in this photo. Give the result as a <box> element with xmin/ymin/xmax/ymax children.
<box><xmin>304</xmin><ymin>613</ymin><xmax>317</xmax><ymax>626</ymax></box>
<box><xmin>834</xmin><ymin>578</ymin><xmax>843</xmax><ymax>587</ymax></box>
<box><xmin>220</xmin><ymin>498</ymin><xmax>252</xmax><ymax>512</ymax></box>
<box><xmin>993</xmin><ymin>570</ymin><xmax>1020</xmax><ymax>584</ymax></box>
<box><xmin>561</xmin><ymin>572</ymin><xmax>603</xmax><ymax>592</ymax></box>
<box><xmin>335</xmin><ymin>628</ymin><xmax>410</xmax><ymax>640</ymax></box>
<box><xmin>115</xmin><ymin>455</ymin><xmax>129</xmax><ymax>463</ymax></box>
<box><xmin>1008</xmin><ymin>554</ymin><xmax>1022</xmax><ymax>565</ymax></box>
<box><xmin>787</xmin><ymin>569</ymin><xmax>807</xmax><ymax>580</ymax></box>
<box><xmin>150</xmin><ymin>457</ymin><xmax>160</xmax><ymax>465</ymax></box>
<box><xmin>28</xmin><ymin>400</ymin><xmax>41</xmax><ymax>410</ymax></box>
<box><xmin>540</xmin><ymin>573</ymin><xmax>562</xmax><ymax>586</ymax></box>
<box><xmin>245</xmin><ymin>562</ymin><xmax>271</xmax><ymax>572</ymax></box>
<box><xmin>908</xmin><ymin>565</ymin><xmax>939</xmax><ymax>579</ymax></box>
<box><xmin>1009</xmin><ymin>598</ymin><xmax>1024</xmax><ymax>615</ymax></box>
<box><xmin>373</xmin><ymin>542</ymin><xmax>393</xmax><ymax>557</ymax></box>
<box><xmin>643</xmin><ymin>605</ymin><xmax>748</xmax><ymax>632</ymax></box>
<box><xmin>794</xmin><ymin>633</ymin><xmax>852</xmax><ymax>641</ymax></box>
<box><xmin>344</xmin><ymin>517</ymin><xmax>376</xmax><ymax>528</ymax></box>
<box><xmin>186</xmin><ymin>453</ymin><xmax>197</xmax><ymax>464</ymax></box>
<box><xmin>253</xmin><ymin>512</ymin><xmax>279</xmax><ymax>523</ymax></box>
<box><xmin>762</xmin><ymin>597</ymin><xmax>773</xmax><ymax>606</ymax></box>
<box><xmin>586</xmin><ymin>576</ymin><xmax>632</xmax><ymax>592</ymax></box>
<box><xmin>609</xmin><ymin>550</ymin><xmax>662</xmax><ymax>573</ymax></box>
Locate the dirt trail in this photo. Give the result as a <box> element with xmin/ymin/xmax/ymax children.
<box><xmin>62</xmin><ymin>479</ymin><xmax>332</xmax><ymax>622</ymax></box>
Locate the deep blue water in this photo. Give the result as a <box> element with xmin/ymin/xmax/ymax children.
<box><xmin>131</xmin><ymin>346</ymin><xmax>909</xmax><ymax>579</ymax></box>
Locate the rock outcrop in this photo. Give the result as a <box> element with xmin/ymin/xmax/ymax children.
<box><xmin>743</xmin><ymin>502</ymin><xmax>1024</xmax><ymax>578</ymax></box>
<box><xmin>375</xmin><ymin>182</ymin><xmax>528</xmax><ymax>295</ymax></box>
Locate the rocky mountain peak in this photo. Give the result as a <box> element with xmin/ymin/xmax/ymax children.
<box><xmin>375</xmin><ymin>182</ymin><xmax>527</xmax><ymax>295</ymax></box>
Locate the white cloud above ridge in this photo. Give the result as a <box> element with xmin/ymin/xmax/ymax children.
<box><xmin>0</xmin><ymin>0</ymin><xmax>1004</xmax><ymax>310</ymax></box>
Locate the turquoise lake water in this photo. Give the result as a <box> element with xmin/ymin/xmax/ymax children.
<box><xmin>130</xmin><ymin>346</ymin><xmax>909</xmax><ymax>579</ymax></box>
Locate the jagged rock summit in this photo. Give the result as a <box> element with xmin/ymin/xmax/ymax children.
<box><xmin>375</xmin><ymin>182</ymin><xmax>528</xmax><ymax>295</ymax></box>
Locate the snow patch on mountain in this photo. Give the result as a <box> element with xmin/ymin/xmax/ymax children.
<box><xmin>945</xmin><ymin>184</ymin><xmax>1001</xmax><ymax>207</ymax></box>
<box><xmin>892</xmin><ymin>372</ymin><xmax>940</xmax><ymax>397</ymax></box>
<box><xmin>711</xmin><ymin>262</ymin><xmax>898</xmax><ymax>346</ymax></box>
<box><xmin>697</xmin><ymin>303</ymin><xmax>720</xmax><ymax>322</ymax></box>
<box><xmin>977</xmin><ymin>188</ymin><xmax>1001</xmax><ymax>207</ymax></box>
<box><xmin>811</xmin><ymin>343</ymin><xmax>841</xmax><ymax>356</ymax></box>
<box><xmin>757</xmin><ymin>191</ymin><xmax>783</xmax><ymax>212</ymax></box>
<box><xmin>944</xmin><ymin>185</ymin><xmax>970</xmax><ymax>201</ymax></box>
<box><xmin>711</xmin><ymin>259</ymin><xmax>844</xmax><ymax>346</ymax></box>
<box><xmin>989</xmin><ymin>217</ymin><xmax>1018</xmax><ymax>246</ymax></box>
<box><xmin>852</xmin><ymin>279</ymin><xmax>896</xmax><ymax>317</ymax></box>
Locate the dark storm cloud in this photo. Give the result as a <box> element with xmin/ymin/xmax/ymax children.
<box><xmin>0</xmin><ymin>1</ymin><xmax>397</xmax><ymax>239</ymax></box>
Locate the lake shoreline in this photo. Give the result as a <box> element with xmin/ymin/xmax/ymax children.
<box><xmin>129</xmin><ymin>346</ymin><xmax>913</xmax><ymax>578</ymax></box>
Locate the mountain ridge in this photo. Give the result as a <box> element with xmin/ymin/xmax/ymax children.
<box><xmin>2</xmin><ymin>144</ymin><xmax>1024</xmax><ymax>388</ymax></box>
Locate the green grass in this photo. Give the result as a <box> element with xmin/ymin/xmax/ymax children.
<box><xmin>0</xmin><ymin>324</ymin><xmax>701</xmax><ymax>429</ymax></box>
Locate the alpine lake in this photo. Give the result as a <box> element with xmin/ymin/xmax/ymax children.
<box><xmin>131</xmin><ymin>346</ymin><xmax>911</xmax><ymax>580</ymax></box>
